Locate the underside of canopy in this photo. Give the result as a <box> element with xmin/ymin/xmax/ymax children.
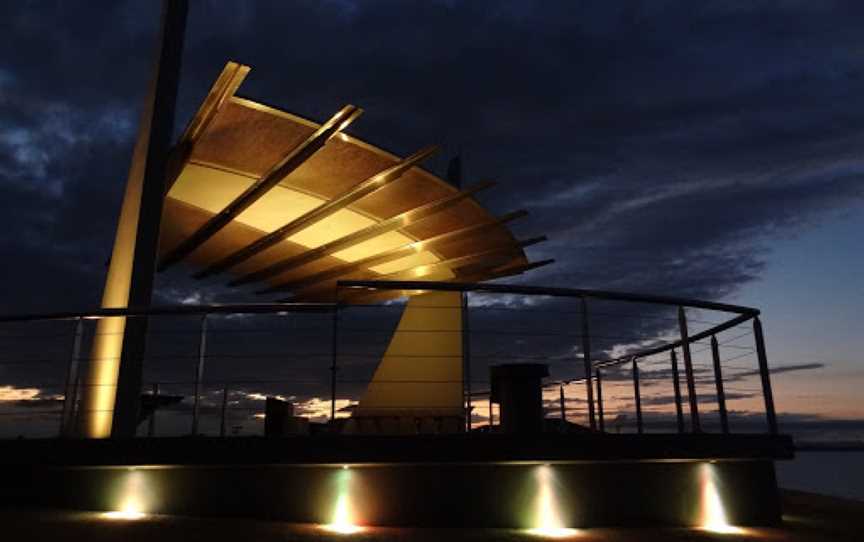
<box><xmin>157</xmin><ymin>61</ymin><xmax>550</xmax><ymax>302</ymax></box>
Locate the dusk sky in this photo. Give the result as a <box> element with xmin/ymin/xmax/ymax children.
<box><xmin>1</xmin><ymin>1</ymin><xmax>862</xmax><ymax>434</ymax></box>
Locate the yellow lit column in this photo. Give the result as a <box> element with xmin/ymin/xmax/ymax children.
<box><xmin>351</xmin><ymin>291</ymin><xmax>464</xmax><ymax>432</ymax></box>
<box><xmin>80</xmin><ymin>86</ymin><xmax>154</xmax><ymax>438</ymax></box>
<box><xmin>80</xmin><ymin>0</ymin><xmax>187</xmax><ymax>438</ymax></box>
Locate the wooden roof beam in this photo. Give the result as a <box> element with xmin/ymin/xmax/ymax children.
<box><xmin>229</xmin><ymin>180</ymin><xmax>495</xmax><ymax>287</ymax></box>
<box><xmin>254</xmin><ymin>209</ymin><xmax>529</xmax><ymax>295</ymax></box>
<box><xmin>372</xmin><ymin>236</ymin><xmax>546</xmax><ymax>282</ymax></box>
<box><xmin>193</xmin><ymin>145</ymin><xmax>439</xmax><ymax>279</ymax></box>
<box><xmin>158</xmin><ymin>104</ymin><xmax>363</xmax><ymax>271</ymax></box>
<box><xmin>182</xmin><ymin>61</ymin><xmax>250</xmax><ymax>145</ymax></box>
<box><xmin>282</xmin><ymin>234</ymin><xmax>542</xmax><ymax>301</ymax></box>
<box><xmin>335</xmin><ymin>258</ymin><xmax>555</xmax><ymax>305</ymax></box>
<box><xmin>166</xmin><ymin>61</ymin><xmax>250</xmax><ymax>191</ymax></box>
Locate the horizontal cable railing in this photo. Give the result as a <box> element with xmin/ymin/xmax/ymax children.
<box><xmin>0</xmin><ymin>281</ymin><xmax>778</xmax><ymax>439</ymax></box>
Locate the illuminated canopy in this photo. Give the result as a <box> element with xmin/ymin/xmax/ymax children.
<box><xmin>157</xmin><ymin>61</ymin><xmax>548</xmax><ymax>302</ymax></box>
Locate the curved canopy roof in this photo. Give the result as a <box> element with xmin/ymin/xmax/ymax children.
<box><xmin>158</xmin><ymin>62</ymin><xmax>551</xmax><ymax>302</ymax></box>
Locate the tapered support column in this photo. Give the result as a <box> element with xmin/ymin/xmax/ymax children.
<box><xmin>670</xmin><ymin>349</ymin><xmax>685</xmax><ymax>434</ymax></box>
<box><xmin>677</xmin><ymin>306</ymin><xmax>701</xmax><ymax>433</ymax></box>
<box><xmin>753</xmin><ymin>316</ymin><xmax>779</xmax><ymax>435</ymax></box>
<box><xmin>710</xmin><ymin>335</ymin><xmax>730</xmax><ymax>434</ymax></box>
<box><xmin>191</xmin><ymin>315</ymin><xmax>207</xmax><ymax>435</ymax></box>
<box><xmin>112</xmin><ymin>0</ymin><xmax>188</xmax><ymax>439</ymax></box>
<box><xmin>353</xmin><ymin>292</ymin><xmax>463</xmax><ymax>426</ymax></box>
<box><xmin>632</xmin><ymin>357</ymin><xmax>643</xmax><ymax>434</ymax></box>
<box><xmin>581</xmin><ymin>298</ymin><xmax>597</xmax><ymax>430</ymax></box>
<box><xmin>595</xmin><ymin>369</ymin><xmax>605</xmax><ymax>433</ymax></box>
<box><xmin>80</xmin><ymin>0</ymin><xmax>188</xmax><ymax>438</ymax></box>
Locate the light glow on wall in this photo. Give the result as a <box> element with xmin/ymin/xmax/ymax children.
<box><xmin>103</xmin><ymin>469</ymin><xmax>150</xmax><ymax>521</ymax></box>
<box><xmin>526</xmin><ymin>465</ymin><xmax>580</xmax><ymax>539</ymax></box>
<box><xmin>101</xmin><ymin>510</ymin><xmax>147</xmax><ymax>521</ymax></box>
<box><xmin>698</xmin><ymin>463</ymin><xmax>745</xmax><ymax>535</ymax></box>
<box><xmin>321</xmin><ymin>466</ymin><xmax>364</xmax><ymax>535</ymax></box>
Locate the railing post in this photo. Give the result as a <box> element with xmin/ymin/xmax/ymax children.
<box><xmin>462</xmin><ymin>291</ymin><xmax>472</xmax><ymax>432</ymax></box>
<box><xmin>191</xmin><ymin>314</ymin><xmax>207</xmax><ymax>436</ymax></box>
<box><xmin>60</xmin><ymin>317</ymin><xmax>84</xmax><ymax>437</ymax></box>
<box><xmin>753</xmin><ymin>316</ymin><xmax>779</xmax><ymax>435</ymax></box>
<box><xmin>595</xmin><ymin>369</ymin><xmax>605</xmax><ymax>433</ymax></box>
<box><xmin>330</xmin><ymin>301</ymin><xmax>339</xmax><ymax>425</ymax></box>
<box><xmin>148</xmin><ymin>382</ymin><xmax>159</xmax><ymax>437</ymax></box>
<box><xmin>710</xmin><ymin>335</ymin><xmax>730</xmax><ymax>434</ymax></box>
<box><xmin>670</xmin><ymin>349</ymin><xmax>685</xmax><ymax>434</ymax></box>
<box><xmin>488</xmin><ymin>395</ymin><xmax>494</xmax><ymax>430</ymax></box>
<box><xmin>219</xmin><ymin>386</ymin><xmax>229</xmax><ymax>437</ymax></box>
<box><xmin>559</xmin><ymin>382</ymin><xmax>567</xmax><ymax>423</ymax></box>
<box><xmin>581</xmin><ymin>298</ymin><xmax>597</xmax><ymax>430</ymax></box>
<box><xmin>632</xmin><ymin>357</ymin><xmax>643</xmax><ymax>434</ymax></box>
<box><xmin>677</xmin><ymin>306</ymin><xmax>701</xmax><ymax>432</ymax></box>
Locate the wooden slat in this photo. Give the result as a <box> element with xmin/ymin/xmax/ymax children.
<box><xmin>373</xmin><ymin>236</ymin><xmax>545</xmax><ymax>282</ymax></box>
<box><xmin>182</xmin><ymin>61</ymin><xmax>250</xmax><ymax>144</ymax></box>
<box><xmin>193</xmin><ymin>145</ymin><xmax>438</xmax><ymax>279</ymax></box>
<box><xmin>335</xmin><ymin>259</ymin><xmax>554</xmax><ymax>305</ymax></box>
<box><xmin>255</xmin><ymin>210</ymin><xmax>529</xmax><ymax>295</ymax></box>
<box><xmin>165</xmin><ymin>61</ymin><xmax>250</xmax><ymax>191</ymax></box>
<box><xmin>158</xmin><ymin>104</ymin><xmax>362</xmax><ymax>271</ymax></box>
<box><xmin>229</xmin><ymin>181</ymin><xmax>496</xmax><ymax>287</ymax></box>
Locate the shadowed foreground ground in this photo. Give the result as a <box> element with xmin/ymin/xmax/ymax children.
<box><xmin>1</xmin><ymin>490</ymin><xmax>861</xmax><ymax>542</ymax></box>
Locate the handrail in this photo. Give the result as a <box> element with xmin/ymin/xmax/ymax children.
<box><xmin>0</xmin><ymin>282</ymin><xmax>758</xmax><ymax>324</ymax></box>
<box><xmin>595</xmin><ymin>312</ymin><xmax>755</xmax><ymax>369</ymax></box>
<box><xmin>0</xmin><ymin>302</ymin><xmax>336</xmax><ymax>324</ymax></box>
<box><xmin>0</xmin><ymin>280</ymin><xmax>777</xmax><ymax>437</ymax></box>
<box><xmin>337</xmin><ymin>280</ymin><xmax>760</xmax><ymax>316</ymax></box>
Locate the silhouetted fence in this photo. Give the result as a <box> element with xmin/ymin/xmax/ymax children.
<box><xmin>0</xmin><ymin>281</ymin><xmax>777</xmax><ymax>438</ymax></box>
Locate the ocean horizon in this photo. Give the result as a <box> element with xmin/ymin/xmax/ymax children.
<box><xmin>777</xmin><ymin>450</ymin><xmax>864</xmax><ymax>501</ymax></box>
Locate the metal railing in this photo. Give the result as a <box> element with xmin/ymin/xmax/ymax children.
<box><xmin>0</xmin><ymin>281</ymin><xmax>778</xmax><ymax>438</ymax></box>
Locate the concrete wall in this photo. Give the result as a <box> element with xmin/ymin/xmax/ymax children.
<box><xmin>6</xmin><ymin>460</ymin><xmax>781</xmax><ymax>528</ymax></box>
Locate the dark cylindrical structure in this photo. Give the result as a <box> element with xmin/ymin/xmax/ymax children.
<box><xmin>489</xmin><ymin>363</ymin><xmax>549</xmax><ymax>434</ymax></box>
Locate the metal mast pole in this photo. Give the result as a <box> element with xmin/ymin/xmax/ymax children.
<box><xmin>111</xmin><ymin>0</ymin><xmax>189</xmax><ymax>438</ymax></box>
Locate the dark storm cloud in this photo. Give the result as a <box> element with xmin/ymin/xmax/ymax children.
<box><xmin>3</xmin><ymin>0</ymin><xmax>864</xmax><ymax>309</ymax></box>
<box><xmin>1</xmin><ymin>1</ymin><xmax>863</xmax><ymax>429</ymax></box>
